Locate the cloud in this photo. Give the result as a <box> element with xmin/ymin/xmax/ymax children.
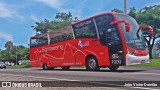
<box><xmin>0</xmin><ymin>2</ymin><xmax>24</xmax><ymax>19</ymax></box>
<box><xmin>30</xmin><ymin>15</ymin><xmax>39</xmax><ymax>22</ymax></box>
<box><xmin>0</xmin><ymin>32</ymin><xmax>13</xmax><ymax>41</ymax></box>
<box><xmin>0</xmin><ymin>3</ymin><xmax>13</xmax><ymax>18</ymax></box>
<box><xmin>35</xmin><ymin>0</ymin><xmax>62</xmax><ymax>10</ymax></box>
<box><xmin>34</xmin><ymin>0</ymin><xmax>87</xmax><ymax>18</ymax></box>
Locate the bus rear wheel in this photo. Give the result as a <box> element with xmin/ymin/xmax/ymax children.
<box><xmin>86</xmin><ymin>56</ymin><xmax>99</xmax><ymax>71</ymax></box>
<box><xmin>42</xmin><ymin>63</ymin><xmax>49</xmax><ymax>70</ymax></box>
<box><xmin>108</xmin><ymin>66</ymin><xmax>119</xmax><ymax>71</ymax></box>
<box><xmin>61</xmin><ymin>66</ymin><xmax>70</xmax><ymax>70</ymax></box>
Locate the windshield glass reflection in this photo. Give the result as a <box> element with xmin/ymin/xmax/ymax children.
<box><xmin>116</xmin><ymin>14</ymin><xmax>147</xmax><ymax>50</ymax></box>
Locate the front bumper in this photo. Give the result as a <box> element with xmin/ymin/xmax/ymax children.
<box><xmin>126</xmin><ymin>54</ymin><xmax>150</xmax><ymax>65</ymax></box>
<box><xmin>0</xmin><ymin>65</ymin><xmax>6</xmax><ymax>68</ymax></box>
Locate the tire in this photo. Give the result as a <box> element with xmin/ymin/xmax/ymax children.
<box><xmin>42</xmin><ymin>63</ymin><xmax>49</xmax><ymax>70</ymax></box>
<box><xmin>108</xmin><ymin>66</ymin><xmax>119</xmax><ymax>71</ymax></box>
<box><xmin>4</xmin><ymin>66</ymin><xmax>6</xmax><ymax>69</ymax></box>
<box><xmin>86</xmin><ymin>56</ymin><xmax>99</xmax><ymax>71</ymax></box>
<box><xmin>49</xmin><ymin>67</ymin><xmax>55</xmax><ymax>70</ymax></box>
<box><xmin>61</xmin><ymin>66</ymin><xmax>70</xmax><ymax>70</ymax></box>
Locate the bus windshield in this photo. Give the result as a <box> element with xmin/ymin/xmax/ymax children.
<box><xmin>116</xmin><ymin>14</ymin><xmax>147</xmax><ymax>50</ymax></box>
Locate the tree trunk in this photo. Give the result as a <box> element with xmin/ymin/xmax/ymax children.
<box><xmin>149</xmin><ymin>36</ymin><xmax>156</xmax><ymax>59</ymax></box>
<box><xmin>144</xmin><ymin>37</ymin><xmax>152</xmax><ymax>58</ymax></box>
<box><xmin>149</xmin><ymin>46</ymin><xmax>153</xmax><ymax>59</ymax></box>
<box><xmin>144</xmin><ymin>36</ymin><xmax>154</xmax><ymax>59</ymax></box>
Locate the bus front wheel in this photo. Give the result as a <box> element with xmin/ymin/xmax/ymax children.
<box><xmin>86</xmin><ymin>56</ymin><xmax>99</xmax><ymax>71</ymax></box>
<box><xmin>108</xmin><ymin>66</ymin><xmax>119</xmax><ymax>71</ymax></box>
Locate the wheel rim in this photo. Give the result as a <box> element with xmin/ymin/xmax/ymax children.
<box><xmin>89</xmin><ymin>59</ymin><xmax>96</xmax><ymax>69</ymax></box>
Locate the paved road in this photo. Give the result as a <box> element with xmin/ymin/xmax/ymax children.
<box><xmin>0</xmin><ymin>67</ymin><xmax>160</xmax><ymax>90</ymax></box>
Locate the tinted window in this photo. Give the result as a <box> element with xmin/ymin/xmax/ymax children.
<box><xmin>94</xmin><ymin>14</ymin><xmax>114</xmax><ymax>39</ymax></box>
<box><xmin>0</xmin><ymin>62</ymin><xmax>4</xmax><ymax>64</ymax></box>
<box><xmin>72</xmin><ymin>19</ymin><xmax>97</xmax><ymax>38</ymax></box>
<box><xmin>30</xmin><ymin>38</ymin><xmax>48</xmax><ymax>48</ymax></box>
<box><xmin>50</xmin><ymin>34</ymin><xmax>73</xmax><ymax>44</ymax></box>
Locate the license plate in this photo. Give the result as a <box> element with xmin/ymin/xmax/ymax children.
<box><xmin>141</xmin><ymin>60</ymin><xmax>145</xmax><ymax>64</ymax></box>
<box><xmin>111</xmin><ymin>60</ymin><xmax>122</xmax><ymax>65</ymax></box>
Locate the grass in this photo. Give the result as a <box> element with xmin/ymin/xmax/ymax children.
<box><xmin>125</xmin><ymin>59</ymin><xmax>160</xmax><ymax>68</ymax></box>
<box><xmin>7</xmin><ymin>64</ymin><xmax>30</xmax><ymax>69</ymax></box>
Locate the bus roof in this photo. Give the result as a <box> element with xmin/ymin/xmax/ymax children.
<box><xmin>71</xmin><ymin>12</ymin><xmax>116</xmax><ymax>25</ymax></box>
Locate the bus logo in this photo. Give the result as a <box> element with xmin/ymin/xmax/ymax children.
<box><xmin>78</xmin><ymin>40</ymin><xmax>83</xmax><ymax>48</ymax></box>
<box><xmin>112</xmin><ymin>54</ymin><xmax>119</xmax><ymax>59</ymax></box>
<box><xmin>78</xmin><ymin>40</ymin><xmax>90</xmax><ymax>48</ymax></box>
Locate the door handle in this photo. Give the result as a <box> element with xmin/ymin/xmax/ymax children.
<box><xmin>108</xmin><ymin>43</ymin><xmax>111</xmax><ymax>46</ymax></box>
<box><xmin>117</xmin><ymin>51</ymin><xmax>123</xmax><ymax>53</ymax></box>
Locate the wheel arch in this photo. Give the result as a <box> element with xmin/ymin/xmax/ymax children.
<box><xmin>85</xmin><ymin>54</ymin><xmax>99</xmax><ymax>66</ymax></box>
<box><xmin>40</xmin><ymin>56</ymin><xmax>52</xmax><ymax>68</ymax></box>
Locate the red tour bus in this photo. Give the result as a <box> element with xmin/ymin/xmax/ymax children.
<box><xmin>30</xmin><ymin>12</ymin><xmax>153</xmax><ymax>71</ymax></box>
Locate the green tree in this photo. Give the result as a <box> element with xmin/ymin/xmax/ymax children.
<box><xmin>4</xmin><ymin>41</ymin><xmax>13</xmax><ymax>51</ymax></box>
<box><xmin>111</xmin><ymin>8</ymin><xmax>123</xmax><ymax>13</ymax></box>
<box><xmin>4</xmin><ymin>41</ymin><xmax>14</xmax><ymax>61</ymax></box>
<box><xmin>32</xmin><ymin>12</ymin><xmax>78</xmax><ymax>34</ymax></box>
<box><xmin>16</xmin><ymin>45</ymin><xmax>29</xmax><ymax>60</ymax></box>
<box><xmin>152</xmin><ymin>40</ymin><xmax>160</xmax><ymax>58</ymax></box>
<box><xmin>156</xmin><ymin>40</ymin><xmax>160</xmax><ymax>50</ymax></box>
<box><xmin>0</xmin><ymin>50</ymin><xmax>8</xmax><ymax>61</ymax></box>
<box><xmin>0</xmin><ymin>41</ymin><xmax>29</xmax><ymax>64</ymax></box>
<box><xmin>128</xmin><ymin>7</ymin><xmax>136</xmax><ymax>19</ymax></box>
<box><xmin>135</xmin><ymin>5</ymin><xmax>160</xmax><ymax>59</ymax></box>
<box><xmin>55</xmin><ymin>12</ymin><xmax>72</xmax><ymax>21</ymax></box>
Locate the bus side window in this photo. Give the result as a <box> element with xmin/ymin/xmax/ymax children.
<box><xmin>30</xmin><ymin>38</ymin><xmax>48</xmax><ymax>48</ymax></box>
<box><xmin>72</xmin><ymin>19</ymin><xmax>97</xmax><ymax>39</ymax></box>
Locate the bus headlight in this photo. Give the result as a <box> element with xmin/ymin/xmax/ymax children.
<box><xmin>127</xmin><ymin>50</ymin><xmax>135</xmax><ymax>56</ymax></box>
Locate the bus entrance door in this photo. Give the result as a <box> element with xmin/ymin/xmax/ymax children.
<box><xmin>106</xmin><ymin>27</ymin><xmax>124</xmax><ymax>66</ymax></box>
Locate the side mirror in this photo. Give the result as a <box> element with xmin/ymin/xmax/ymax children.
<box><xmin>139</xmin><ymin>26</ymin><xmax>154</xmax><ymax>36</ymax></box>
<box><xmin>110</xmin><ymin>20</ymin><xmax>130</xmax><ymax>32</ymax></box>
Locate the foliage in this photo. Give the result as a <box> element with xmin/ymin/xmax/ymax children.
<box><xmin>131</xmin><ymin>5</ymin><xmax>160</xmax><ymax>59</ymax></box>
<box><xmin>31</xmin><ymin>12</ymin><xmax>78</xmax><ymax>34</ymax></box>
<box><xmin>0</xmin><ymin>41</ymin><xmax>29</xmax><ymax>63</ymax></box>
<box><xmin>111</xmin><ymin>8</ymin><xmax>123</xmax><ymax>13</ymax></box>
<box><xmin>16</xmin><ymin>45</ymin><xmax>29</xmax><ymax>60</ymax></box>
<box><xmin>157</xmin><ymin>40</ymin><xmax>160</xmax><ymax>49</ymax></box>
<box><xmin>152</xmin><ymin>40</ymin><xmax>160</xmax><ymax>58</ymax></box>
<box><xmin>0</xmin><ymin>50</ymin><xmax>8</xmax><ymax>61</ymax></box>
<box><xmin>7</xmin><ymin>64</ymin><xmax>30</xmax><ymax>68</ymax></box>
<box><xmin>128</xmin><ymin>7</ymin><xmax>136</xmax><ymax>19</ymax></box>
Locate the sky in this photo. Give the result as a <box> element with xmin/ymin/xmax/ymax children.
<box><xmin>0</xmin><ymin>0</ymin><xmax>160</xmax><ymax>49</ymax></box>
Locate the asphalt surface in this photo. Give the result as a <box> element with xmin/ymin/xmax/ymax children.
<box><xmin>0</xmin><ymin>67</ymin><xmax>160</xmax><ymax>90</ymax></box>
